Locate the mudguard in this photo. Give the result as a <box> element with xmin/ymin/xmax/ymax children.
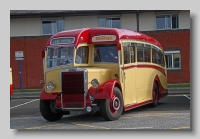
<box><xmin>88</xmin><ymin>80</ymin><xmax>122</xmax><ymax>99</ymax></box>
<box><xmin>40</xmin><ymin>87</ymin><xmax>59</xmax><ymax>100</ymax></box>
<box><xmin>153</xmin><ymin>75</ymin><xmax>168</xmax><ymax>99</ymax></box>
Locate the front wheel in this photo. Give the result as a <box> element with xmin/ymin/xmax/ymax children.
<box><xmin>40</xmin><ymin>100</ymin><xmax>63</xmax><ymax>121</ymax></box>
<box><xmin>99</xmin><ymin>87</ymin><xmax>123</xmax><ymax>121</ymax></box>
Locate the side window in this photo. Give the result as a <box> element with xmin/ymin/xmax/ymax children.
<box><xmin>122</xmin><ymin>43</ymin><xmax>130</xmax><ymax>64</ymax></box>
<box><xmin>137</xmin><ymin>43</ymin><xmax>150</xmax><ymax>62</ymax></box>
<box><xmin>158</xmin><ymin>50</ymin><xmax>165</xmax><ymax>67</ymax></box>
<box><xmin>76</xmin><ymin>46</ymin><xmax>89</xmax><ymax>64</ymax></box>
<box><xmin>130</xmin><ymin>43</ymin><xmax>136</xmax><ymax>63</ymax></box>
<box><xmin>144</xmin><ymin>44</ymin><xmax>151</xmax><ymax>62</ymax></box>
<box><xmin>152</xmin><ymin>46</ymin><xmax>159</xmax><ymax>64</ymax></box>
<box><xmin>152</xmin><ymin>46</ymin><xmax>165</xmax><ymax>66</ymax></box>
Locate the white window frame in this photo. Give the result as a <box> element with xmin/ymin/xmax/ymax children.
<box><xmin>42</xmin><ymin>18</ymin><xmax>64</xmax><ymax>35</ymax></box>
<box><xmin>164</xmin><ymin>50</ymin><xmax>181</xmax><ymax>70</ymax></box>
<box><xmin>155</xmin><ymin>14</ymin><xmax>179</xmax><ymax>30</ymax></box>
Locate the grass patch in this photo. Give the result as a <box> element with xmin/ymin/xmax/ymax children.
<box><xmin>167</xmin><ymin>84</ymin><xmax>190</xmax><ymax>88</ymax></box>
<box><xmin>13</xmin><ymin>89</ymin><xmax>41</xmax><ymax>93</ymax></box>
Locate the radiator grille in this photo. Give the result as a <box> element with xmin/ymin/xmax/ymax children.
<box><xmin>61</xmin><ymin>71</ymin><xmax>85</xmax><ymax>108</ymax></box>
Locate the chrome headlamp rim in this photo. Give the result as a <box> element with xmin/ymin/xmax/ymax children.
<box><xmin>91</xmin><ymin>78</ymin><xmax>99</xmax><ymax>88</ymax></box>
<box><xmin>46</xmin><ymin>80</ymin><xmax>56</xmax><ymax>90</ymax></box>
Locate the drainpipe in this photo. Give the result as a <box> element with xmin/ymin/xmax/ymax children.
<box><xmin>136</xmin><ymin>10</ymin><xmax>139</xmax><ymax>31</ymax></box>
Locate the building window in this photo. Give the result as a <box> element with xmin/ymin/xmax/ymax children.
<box><xmin>164</xmin><ymin>50</ymin><xmax>181</xmax><ymax>69</ymax></box>
<box><xmin>99</xmin><ymin>17</ymin><xmax>120</xmax><ymax>28</ymax></box>
<box><xmin>42</xmin><ymin>19</ymin><xmax>64</xmax><ymax>35</ymax></box>
<box><xmin>156</xmin><ymin>14</ymin><xmax>179</xmax><ymax>30</ymax></box>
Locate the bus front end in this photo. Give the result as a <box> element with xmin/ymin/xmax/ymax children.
<box><xmin>39</xmin><ymin>43</ymin><xmax>122</xmax><ymax>121</ymax></box>
<box><xmin>60</xmin><ymin>68</ymin><xmax>89</xmax><ymax>110</ymax></box>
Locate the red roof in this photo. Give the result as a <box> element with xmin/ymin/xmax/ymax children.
<box><xmin>46</xmin><ymin>27</ymin><xmax>162</xmax><ymax>49</ymax></box>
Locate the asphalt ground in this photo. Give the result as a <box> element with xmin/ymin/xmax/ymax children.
<box><xmin>11</xmin><ymin>88</ymin><xmax>190</xmax><ymax>99</ymax></box>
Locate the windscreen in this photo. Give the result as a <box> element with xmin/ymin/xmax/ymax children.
<box><xmin>46</xmin><ymin>46</ymin><xmax>74</xmax><ymax>68</ymax></box>
<box><xmin>94</xmin><ymin>44</ymin><xmax>118</xmax><ymax>63</ymax></box>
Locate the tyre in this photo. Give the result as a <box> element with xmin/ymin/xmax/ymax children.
<box><xmin>99</xmin><ymin>87</ymin><xmax>123</xmax><ymax>121</ymax></box>
<box><xmin>152</xmin><ymin>83</ymin><xmax>159</xmax><ymax>107</ymax></box>
<box><xmin>40</xmin><ymin>100</ymin><xmax>63</xmax><ymax>121</ymax></box>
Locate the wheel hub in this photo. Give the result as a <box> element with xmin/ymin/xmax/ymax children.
<box><xmin>112</xmin><ymin>97</ymin><xmax>120</xmax><ymax>111</ymax></box>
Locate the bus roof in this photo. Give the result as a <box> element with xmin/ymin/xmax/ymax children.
<box><xmin>46</xmin><ymin>27</ymin><xmax>162</xmax><ymax>50</ymax></box>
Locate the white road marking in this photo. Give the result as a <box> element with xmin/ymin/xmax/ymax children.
<box><xmin>183</xmin><ymin>95</ymin><xmax>190</xmax><ymax>100</ymax></box>
<box><xmin>10</xmin><ymin>99</ymin><xmax>39</xmax><ymax>109</ymax></box>
<box><xmin>120</xmin><ymin>127</ymin><xmax>153</xmax><ymax>129</ymax></box>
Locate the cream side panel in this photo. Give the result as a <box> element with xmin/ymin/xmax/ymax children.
<box><xmin>121</xmin><ymin>14</ymin><xmax>137</xmax><ymax>30</ymax></box>
<box><xmin>100</xmin><ymin>69</ymin><xmax>111</xmax><ymax>83</ymax></box>
<box><xmin>179</xmin><ymin>10</ymin><xmax>190</xmax><ymax>29</ymax></box>
<box><xmin>10</xmin><ymin>68</ymin><xmax>12</xmax><ymax>85</ymax></box>
<box><xmin>146</xmin><ymin>68</ymin><xmax>158</xmax><ymax>100</ymax></box>
<box><xmin>159</xmin><ymin>70</ymin><xmax>167</xmax><ymax>89</ymax></box>
<box><xmin>123</xmin><ymin>67</ymin><xmax>135</xmax><ymax>106</ymax></box>
<box><xmin>110</xmin><ymin>67</ymin><xmax>119</xmax><ymax>80</ymax></box>
<box><xmin>139</xmin><ymin>12</ymin><xmax>155</xmax><ymax>31</ymax></box>
<box><xmin>45</xmin><ymin>69</ymin><xmax>62</xmax><ymax>93</ymax></box>
<box><xmin>87</xmin><ymin>69</ymin><xmax>101</xmax><ymax>89</ymax></box>
<box><xmin>135</xmin><ymin>67</ymin><xmax>155</xmax><ymax>103</ymax></box>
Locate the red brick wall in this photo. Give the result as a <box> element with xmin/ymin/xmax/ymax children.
<box><xmin>143</xmin><ymin>29</ymin><xmax>190</xmax><ymax>84</ymax></box>
<box><xmin>10</xmin><ymin>30</ymin><xmax>190</xmax><ymax>89</ymax></box>
<box><xmin>10</xmin><ymin>36</ymin><xmax>51</xmax><ymax>89</ymax></box>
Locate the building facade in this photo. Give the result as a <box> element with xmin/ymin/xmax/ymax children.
<box><xmin>10</xmin><ymin>10</ymin><xmax>190</xmax><ymax>89</ymax></box>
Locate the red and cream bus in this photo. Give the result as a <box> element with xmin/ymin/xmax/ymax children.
<box><xmin>40</xmin><ymin>27</ymin><xmax>168</xmax><ymax>121</ymax></box>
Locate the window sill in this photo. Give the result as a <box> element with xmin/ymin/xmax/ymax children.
<box><xmin>155</xmin><ymin>28</ymin><xmax>179</xmax><ymax>31</ymax></box>
<box><xmin>167</xmin><ymin>68</ymin><xmax>182</xmax><ymax>72</ymax></box>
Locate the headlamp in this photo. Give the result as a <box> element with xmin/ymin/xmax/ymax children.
<box><xmin>91</xmin><ymin>79</ymin><xmax>99</xmax><ymax>88</ymax></box>
<box><xmin>46</xmin><ymin>80</ymin><xmax>56</xmax><ymax>90</ymax></box>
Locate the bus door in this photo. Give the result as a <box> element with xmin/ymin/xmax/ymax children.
<box><xmin>120</xmin><ymin>42</ymin><xmax>136</xmax><ymax>106</ymax></box>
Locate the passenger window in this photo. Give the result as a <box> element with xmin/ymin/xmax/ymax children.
<box><xmin>158</xmin><ymin>50</ymin><xmax>165</xmax><ymax>67</ymax></box>
<box><xmin>76</xmin><ymin>46</ymin><xmax>89</xmax><ymax>64</ymax></box>
<box><xmin>123</xmin><ymin>44</ymin><xmax>130</xmax><ymax>64</ymax></box>
<box><xmin>130</xmin><ymin>43</ymin><xmax>136</xmax><ymax>63</ymax></box>
<box><xmin>137</xmin><ymin>43</ymin><xmax>151</xmax><ymax>62</ymax></box>
<box><xmin>144</xmin><ymin>44</ymin><xmax>151</xmax><ymax>62</ymax></box>
<box><xmin>152</xmin><ymin>46</ymin><xmax>164</xmax><ymax>66</ymax></box>
<box><xmin>152</xmin><ymin>46</ymin><xmax>158</xmax><ymax>64</ymax></box>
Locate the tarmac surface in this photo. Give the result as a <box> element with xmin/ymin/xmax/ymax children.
<box><xmin>11</xmin><ymin>88</ymin><xmax>190</xmax><ymax>99</ymax></box>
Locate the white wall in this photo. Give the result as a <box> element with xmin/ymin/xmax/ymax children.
<box><xmin>10</xmin><ymin>18</ymin><xmax>26</xmax><ymax>37</ymax></box>
<box><xmin>10</xmin><ymin>11</ymin><xmax>190</xmax><ymax>37</ymax></box>
<box><xmin>65</xmin><ymin>15</ymin><xmax>98</xmax><ymax>30</ymax></box>
<box><xmin>139</xmin><ymin>12</ymin><xmax>155</xmax><ymax>31</ymax></box>
<box><xmin>139</xmin><ymin>10</ymin><xmax>190</xmax><ymax>31</ymax></box>
<box><xmin>10</xmin><ymin>18</ymin><xmax>41</xmax><ymax>37</ymax></box>
<box><xmin>121</xmin><ymin>14</ymin><xmax>137</xmax><ymax>30</ymax></box>
<box><xmin>179</xmin><ymin>10</ymin><xmax>190</xmax><ymax>29</ymax></box>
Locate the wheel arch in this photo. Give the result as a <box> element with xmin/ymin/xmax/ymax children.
<box><xmin>40</xmin><ymin>86</ymin><xmax>59</xmax><ymax>100</ymax></box>
<box><xmin>88</xmin><ymin>80</ymin><xmax>122</xmax><ymax>100</ymax></box>
<box><xmin>152</xmin><ymin>75</ymin><xmax>161</xmax><ymax>99</ymax></box>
